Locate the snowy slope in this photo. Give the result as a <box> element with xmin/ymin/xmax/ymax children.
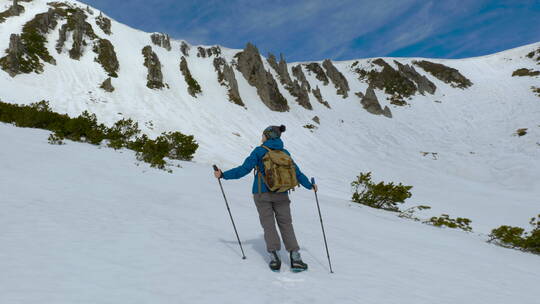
<box><xmin>1</xmin><ymin>123</ymin><xmax>540</xmax><ymax>304</ymax></box>
<box><xmin>1</xmin><ymin>0</ymin><xmax>539</xmax><ymax>234</ymax></box>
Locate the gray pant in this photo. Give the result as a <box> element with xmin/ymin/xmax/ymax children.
<box><xmin>253</xmin><ymin>192</ymin><xmax>300</xmax><ymax>253</ymax></box>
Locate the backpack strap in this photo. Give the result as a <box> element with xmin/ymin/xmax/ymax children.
<box><xmin>256</xmin><ymin>145</ymin><xmax>277</xmax><ymax>196</ymax></box>
<box><xmin>260</xmin><ymin>145</ymin><xmax>271</xmax><ymax>152</ymax></box>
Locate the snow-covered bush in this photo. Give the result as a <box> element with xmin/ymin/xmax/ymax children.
<box><xmin>398</xmin><ymin>205</ymin><xmax>431</xmax><ymax>221</ymax></box>
<box><xmin>489</xmin><ymin>214</ymin><xmax>540</xmax><ymax>254</ymax></box>
<box><xmin>351</xmin><ymin>172</ymin><xmax>412</xmax><ymax>212</ymax></box>
<box><xmin>425</xmin><ymin>214</ymin><xmax>473</xmax><ymax>232</ymax></box>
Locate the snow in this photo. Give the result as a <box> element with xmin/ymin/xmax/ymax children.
<box><xmin>1</xmin><ymin>123</ymin><xmax>540</xmax><ymax>304</ymax></box>
<box><xmin>1</xmin><ymin>1</ymin><xmax>540</xmax><ymax>301</ymax></box>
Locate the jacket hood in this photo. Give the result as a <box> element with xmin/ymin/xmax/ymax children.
<box><xmin>262</xmin><ymin>138</ymin><xmax>284</xmax><ymax>150</ymax></box>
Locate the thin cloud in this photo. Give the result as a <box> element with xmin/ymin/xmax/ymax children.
<box><xmin>82</xmin><ymin>0</ymin><xmax>540</xmax><ymax>61</ymax></box>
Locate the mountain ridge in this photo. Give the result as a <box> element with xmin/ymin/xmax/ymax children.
<box><xmin>1</xmin><ymin>0</ymin><xmax>539</xmax><ymax>233</ymax></box>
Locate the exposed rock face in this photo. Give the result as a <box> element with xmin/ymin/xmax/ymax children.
<box><xmin>361</xmin><ymin>86</ymin><xmax>391</xmax><ymax>118</ymax></box>
<box><xmin>322</xmin><ymin>59</ymin><xmax>349</xmax><ymax>98</ymax></box>
<box><xmin>180</xmin><ymin>41</ymin><xmax>190</xmax><ymax>56</ymax></box>
<box><xmin>382</xmin><ymin>105</ymin><xmax>392</xmax><ymax>118</ymax></box>
<box><xmin>413</xmin><ymin>60</ymin><xmax>472</xmax><ymax>89</ymax></box>
<box><xmin>0</xmin><ymin>34</ymin><xmax>25</xmax><ymax>77</ymax></box>
<box><xmin>8</xmin><ymin>0</ymin><xmax>24</xmax><ymax>15</ymax></box>
<box><xmin>197</xmin><ymin>47</ymin><xmax>206</xmax><ymax>58</ymax></box>
<box><xmin>305</xmin><ymin>62</ymin><xmax>329</xmax><ymax>85</ymax></box>
<box><xmin>100</xmin><ymin>77</ymin><xmax>114</xmax><ymax>92</ymax></box>
<box><xmin>289</xmin><ymin>80</ymin><xmax>312</xmax><ymax>110</ymax></box>
<box><xmin>93</xmin><ymin>39</ymin><xmax>119</xmax><ymax>77</ymax></box>
<box><xmin>267</xmin><ymin>53</ymin><xmax>292</xmax><ymax>85</ymax></box>
<box><xmin>150</xmin><ymin>33</ymin><xmax>171</xmax><ymax>51</ymax></box>
<box><xmin>267</xmin><ymin>53</ymin><xmax>312</xmax><ymax>110</ymax></box>
<box><xmin>0</xmin><ymin>0</ymin><xmax>25</xmax><ymax>23</ymax></box>
<box><xmin>312</xmin><ymin>86</ymin><xmax>331</xmax><ymax>109</ymax></box>
<box><xmin>292</xmin><ymin>64</ymin><xmax>310</xmax><ymax>91</ymax></box>
<box><xmin>213</xmin><ymin>57</ymin><xmax>244</xmax><ymax>107</ymax></box>
<box><xmin>0</xmin><ymin>8</ymin><xmax>59</xmax><ymax>76</ymax></box>
<box><xmin>197</xmin><ymin>46</ymin><xmax>221</xmax><ymax>58</ymax></box>
<box><xmin>355</xmin><ymin>59</ymin><xmax>417</xmax><ymax>105</ymax></box>
<box><xmin>55</xmin><ymin>8</ymin><xmax>98</xmax><ymax>60</ymax></box>
<box><xmin>69</xmin><ymin>9</ymin><xmax>96</xmax><ymax>60</ymax></box>
<box><xmin>142</xmin><ymin>46</ymin><xmax>165</xmax><ymax>89</ymax></box>
<box><xmin>96</xmin><ymin>13</ymin><xmax>112</xmax><ymax>35</ymax></box>
<box><xmin>234</xmin><ymin>43</ymin><xmax>288</xmax><ymax>112</ymax></box>
<box><xmin>312</xmin><ymin>116</ymin><xmax>320</xmax><ymax>124</ymax></box>
<box><xmin>206</xmin><ymin>46</ymin><xmax>221</xmax><ymax>57</ymax></box>
<box><xmin>393</xmin><ymin>60</ymin><xmax>436</xmax><ymax>95</ymax></box>
<box><xmin>180</xmin><ymin>56</ymin><xmax>202</xmax><ymax>97</ymax></box>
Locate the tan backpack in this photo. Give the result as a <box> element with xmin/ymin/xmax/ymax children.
<box><xmin>256</xmin><ymin>145</ymin><xmax>299</xmax><ymax>193</ymax></box>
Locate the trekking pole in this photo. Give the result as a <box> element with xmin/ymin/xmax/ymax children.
<box><xmin>213</xmin><ymin>165</ymin><xmax>246</xmax><ymax>260</ymax></box>
<box><xmin>311</xmin><ymin>177</ymin><xmax>333</xmax><ymax>273</ymax></box>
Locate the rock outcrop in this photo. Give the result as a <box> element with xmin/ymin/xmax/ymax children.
<box><xmin>393</xmin><ymin>60</ymin><xmax>436</xmax><ymax>95</ymax></box>
<box><xmin>355</xmin><ymin>59</ymin><xmax>417</xmax><ymax>105</ymax></box>
<box><xmin>56</xmin><ymin>8</ymin><xmax>98</xmax><ymax>60</ymax></box>
<box><xmin>305</xmin><ymin>62</ymin><xmax>329</xmax><ymax>85</ymax></box>
<box><xmin>100</xmin><ymin>77</ymin><xmax>114</xmax><ymax>92</ymax></box>
<box><xmin>93</xmin><ymin>39</ymin><xmax>119</xmax><ymax>77</ymax></box>
<box><xmin>292</xmin><ymin>64</ymin><xmax>310</xmax><ymax>91</ymax></box>
<box><xmin>0</xmin><ymin>34</ymin><xmax>25</xmax><ymax>77</ymax></box>
<box><xmin>150</xmin><ymin>33</ymin><xmax>171</xmax><ymax>51</ymax></box>
<box><xmin>180</xmin><ymin>41</ymin><xmax>190</xmax><ymax>56</ymax></box>
<box><xmin>312</xmin><ymin>86</ymin><xmax>331</xmax><ymax>109</ymax></box>
<box><xmin>95</xmin><ymin>13</ymin><xmax>111</xmax><ymax>35</ymax></box>
<box><xmin>234</xmin><ymin>43</ymin><xmax>288</xmax><ymax>112</ymax></box>
<box><xmin>142</xmin><ymin>46</ymin><xmax>165</xmax><ymax>89</ymax></box>
<box><xmin>213</xmin><ymin>57</ymin><xmax>244</xmax><ymax>106</ymax></box>
<box><xmin>322</xmin><ymin>59</ymin><xmax>349</xmax><ymax>98</ymax></box>
<box><xmin>0</xmin><ymin>0</ymin><xmax>25</xmax><ymax>23</ymax></box>
<box><xmin>180</xmin><ymin>56</ymin><xmax>202</xmax><ymax>97</ymax></box>
<box><xmin>0</xmin><ymin>8</ymin><xmax>59</xmax><ymax>76</ymax></box>
<box><xmin>197</xmin><ymin>46</ymin><xmax>221</xmax><ymax>58</ymax></box>
<box><xmin>360</xmin><ymin>86</ymin><xmax>392</xmax><ymax>118</ymax></box>
<box><xmin>413</xmin><ymin>60</ymin><xmax>472</xmax><ymax>89</ymax></box>
<box><xmin>267</xmin><ymin>53</ymin><xmax>312</xmax><ymax>110</ymax></box>
<box><xmin>267</xmin><ymin>53</ymin><xmax>292</xmax><ymax>85</ymax></box>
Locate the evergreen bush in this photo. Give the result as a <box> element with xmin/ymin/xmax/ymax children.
<box><xmin>0</xmin><ymin>100</ymin><xmax>198</xmax><ymax>170</ymax></box>
<box><xmin>351</xmin><ymin>172</ymin><xmax>412</xmax><ymax>212</ymax></box>
<box><xmin>489</xmin><ymin>214</ymin><xmax>540</xmax><ymax>254</ymax></box>
<box><xmin>425</xmin><ymin>214</ymin><xmax>473</xmax><ymax>232</ymax></box>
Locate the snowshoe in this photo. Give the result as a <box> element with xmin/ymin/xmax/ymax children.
<box><xmin>269</xmin><ymin>251</ymin><xmax>281</xmax><ymax>272</ymax></box>
<box><xmin>290</xmin><ymin>251</ymin><xmax>308</xmax><ymax>272</ymax></box>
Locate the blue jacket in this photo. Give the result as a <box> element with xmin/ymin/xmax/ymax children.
<box><xmin>222</xmin><ymin>138</ymin><xmax>313</xmax><ymax>194</ymax></box>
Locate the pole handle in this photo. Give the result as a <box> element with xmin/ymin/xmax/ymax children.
<box><xmin>311</xmin><ymin>177</ymin><xmax>316</xmax><ymax>185</ymax></box>
<box><xmin>213</xmin><ymin>164</ymin><xmax>219</xmax><ymax>171</ymax></box>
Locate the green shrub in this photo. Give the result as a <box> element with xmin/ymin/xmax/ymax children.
<box><xmin>0</xmin><ymin>100</ymin><xmax>198</xmax><ymax>171</ymax></box>
<box><xmin>512</xmin><ymin>68</ymin><xmax>540</xmax><ymax>77</ymax></box>
<box><xmin>135</xmin><ymin>131</ymin><xmax>199</xmax><ymax>169</ymax></box>
<box><xmin>107</xmin><ymin>118</ymin><xmax>140</xmax><ymax>149</ymax></box>
<box><xmin>489</xmin><ymin>214</ymin><xmax>540</xmax><ymax>254</ymax></box>
<box><xmin>425</xmin><ymin>214</ymin><xmax>473</xmax><ymax>232</ymax></box>
<box><xmin>515</xmin><ymin>128</ymin><xmax>527</xmax><ymax>136</ymax></box>
<box><xmin>351</xmin><ymin>172</ymin><xmax>412</xmax><ymax>212</ymax></box>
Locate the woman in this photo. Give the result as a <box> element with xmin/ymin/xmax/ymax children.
<box><xmin>214</xmin><ymin>125</ymin><xmax>317</xmax><ymax>272</ymax></box>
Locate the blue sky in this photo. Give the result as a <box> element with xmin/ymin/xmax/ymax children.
<box><xmin>82</xmin><ymin>0</ymin><xmax>540</xmax><ymax>62</ymax></box>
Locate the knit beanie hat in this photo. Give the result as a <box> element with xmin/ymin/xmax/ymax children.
<box><xmin>263</xmin><ymin>125</ymin><xmax>286</xmax><ymax>140</ymax></box>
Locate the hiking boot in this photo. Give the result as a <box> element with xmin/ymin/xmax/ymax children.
<box><xmin>269</xmin><ymin>251</ymin><xmax>281</xmax><ymax>272</ymax></box>
<box><xmin>290</xmin><ymin>250</ymin><xmax>308</xmax><ymax>272</ymax></box>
